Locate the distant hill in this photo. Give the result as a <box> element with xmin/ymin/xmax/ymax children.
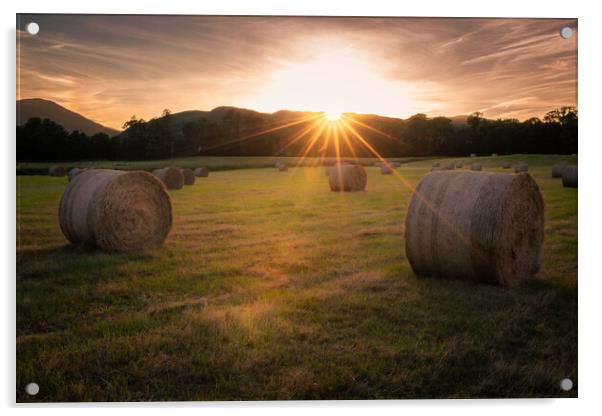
<box><xmin>17</xmin><ymin>98</ymin><xmax>120</xmax><ymax>136</ymax></box>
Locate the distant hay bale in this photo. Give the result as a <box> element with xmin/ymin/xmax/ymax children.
<box><xmin>373</xmin><ymin>161</ymin><xmax>382</xmax><ymax>167</ymax></box>
<box><xmin>48</xmin><ymin>165</ymin><xmax>66</xmax><ymax>177</ymax></box>
<box><xmin>431</xmin><ymin>167</ymin><xmax>442</xmax><ymax>172</ymax></box>
<box><xmin>432</xmin><ymin>162</ymin><xmax>440</xmax><ymax>168</ymax></box>
<box><xmin>59</xmin><ymin>169</ymin><xmax>173</xmax><ymax>251</ymax></box>
<box><xmin>328</xmin><ymin>164</ymin><xmax>367</xmax><ymax>192</ymax></box>
<box><xmin>470</xmin><ymin>153</ymin><xmax>477</xmax><ymax>158</ymax></box>
<box><xmin>152</xmin><ymin>167</ymin><xmax>184</xmax><ymax>190</ymax></box>
<box><xmin>551</xmin><ymin>162</ymin><xmax>567</xmax><ymax>178</ymax></box>
<box><xmin>194</xmin><ymin>167</ymin><xmax>209</xmax><ymax>177</ymax></box>
<box><xmin>180</xmin><ymin>168</ymin><xmax>195</xmax><ymax>185</ymax></box>
<box><xmin>501</xmin><ymin>161</ymin><xmax>511</xmax><ymax>169</ymax></box>
<box><xmin>492</xmin><ymin>153</ymin><xmax>498</xmax><ymax>157</ymax></box>
<box><xmin>470</xmin><ymin>163</ymin><xmax>482</xmax><ymax>171</ymax></box>
<box><xmin>405</xmin><ymin>171</ymin><xmax>544</xmax><ymax>286</ymax></box>
<box><xmin>455</xmin><ymin>162</ymin><xmax>464</xmax><ymax>168</ymax></box>
<box><xmin>562</xmin><ymin>165</ymin><xmax>578</xmax><ymax>188</ymax></box>
<box><xmin>380</xmin><ymin>165</ymin><xmax>393</xmax><ymax>175</ymax></box>
<box><xmin>391</xmin><ymin>161</ymin><xmax>401</xmax><ymax>168</ymax></box>
<box><xmin>444</xmin><ymin>162</ymin><xmax>455</xmax><ymax>170</ymax></box>
<box><xmin>278</xmin><ymin>163</ymin><xmax>289</xmax><ymax>171</ymax></box>
<box><xmin>514</xmin><ymin>162</ymin><xmax>528</xmax><ymax>173</ymax></box>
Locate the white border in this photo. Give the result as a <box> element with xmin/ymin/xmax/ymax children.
<box><xmin>3</xmin><ymin>0</ymin><xmax>601</xmax><ymax>414</ymax></box>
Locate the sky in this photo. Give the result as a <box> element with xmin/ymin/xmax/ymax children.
<box><xmin>17</xmin><ymin>15</ymin><xmax>577</xmax><ymax>130</ymax></box>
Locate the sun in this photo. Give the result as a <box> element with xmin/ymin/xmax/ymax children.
<box><xmin>325</xmin><ymin>111</ymin><xmax>342</xmax><ymax>122</ymax></box>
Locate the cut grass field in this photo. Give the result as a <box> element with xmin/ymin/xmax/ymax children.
<box><xmin>16</xmin><ymin>154</ymin><xmax>577</xmax><ymax>401</ymax></box>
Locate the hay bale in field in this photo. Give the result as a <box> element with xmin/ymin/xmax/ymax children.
<box><xmin>152</xmin><ymin>167</ymin><xmax>184</xmax><ymax>190</ymax></box>
<box><xmin>470</xmin><ymin>153</ymin><xmax>477</xmax><ymax>158</ymax></box>
<box><xmin>373</xmin><ymin>161</ymin><xmax>382</xmax><ymax>167</ymax></box>
<box><xmin>432</xmin><ymin>162</ymin><xmax>440</xmax><ymax>168</ymax></box>
<box><xmin>501</xmin><ymin>161</ymin><xmax>511</xmax><ymax>169</ymax></box>
<box><xmin>68</xmin><ymin>167</ymin><xmax>84</xmax><ymax>182</ymax></box>
<box><xmin>59</xmin><ymin>169</ymin><xmax>172</xmax><ymax>251</ymax></box>
<box><xmin>455</xmin><ymin>162</ymin><xmax>464</xmax><ymax>168</ymax></box>
<box><xmin>380</xmin><ymin>165</ymin><xmax>393</xmax><ymax>175</ymax></box>
<box><xmin>180</xmin><ymin>168</ymin><xmax>195</xmax><ymax>185</ymax></box>
<box><xmin>194</xmin><ymin>167</ymin><xmax>209</xmax><ymax>177</ymax></box>
<box><xmin>405</xmin><ymin>171</ymin><xmax>544</xmax><ymax>286</ymax></box>
<box><xmin>551</xmin><ymin>162</ymin><xmax>567</xmax><ymax>178</ymax></box>
<box><xmin>391</xmin><ymin>161</ymin><xmax>401</xmax><ymax>168</ymax></box>
<box><xmin>470</xmin><ymin>163</ymin><xmax>482</xmax><ymax>171</ymax></box>
<box><xmin>443</xmin><ymin>162</ymin><xmax>455</xmax><ymax>170</ymax></box>
<box><xmin>431</xmin><ymin>166</ymin><xmax>442</xmax><ymax>172</ymax></box>
<box><xmin>278</xmin><ymin>163</ymin><xmax>289</xmax><ymax>171</ymax></box>
<box><xmin>492</xmin><ymin>153</ymin><xmax>498</xmax><ymax>157</ymax></box>
<box><xmin>48</xmin><ymin>165</ymin><xmax>66</xmax><ymax>177</ymax></box>
<box><xmin>514</xmin><ymin>162</ymin><xmax>528</xmax><ymax>173</ymax></box>
<box><xmin>562</xmin><ymin>165</ymin><xmax>578</xmax><ymax>188</ymax></box>
<box><xmin>328</xmin><ymin>164</ymin><xmax>367</xmax><ymax>192</ymax></box>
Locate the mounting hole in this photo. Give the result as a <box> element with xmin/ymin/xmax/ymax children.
<box><xmin>26</xmin><ymin>22</ymin><xmax>40</xmax><ymax>36</ymax></box>
<box><xmin>560</xmin><ymin>26</ymin><xmax>573</xmax><ymax>39</ymax></box>
<box><xmin>25</xmin><ymin>382</ymin><xmax>39</xmax><ymax>396</ymax></box>
<box><xmin>560</xmin><ymin>378</ymin><xmax>573</xmax><ymax>391</ymax></box>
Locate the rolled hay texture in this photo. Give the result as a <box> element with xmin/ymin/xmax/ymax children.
<box><xmin>380</xmin><ymin>165</ymin><xmax>393</xmax><ymax>175</ymax></box>
<box><xmin>180</xmin><ymin>168</ymin><xmax>195</xmax><ymax>185</ymax></box>
<box><xmin>405</xmin><ymin>171</ymin><xmax>544</xmax><ymax>286</ymax></box>
<box><xmin>194</xmin><ymin>167</ymin><xmax>209</xmax><ymax>177</ymax></box>
<box><xmin>561</xmin><ymin>165</ymin><xmax>578</xmax><ymax>188</ymax></box>
<box><xmin>551</xmin><ymin>163</ymin><xmax>567</xmax><ymax>178</ymax></box>
<box><xmin>470</xmin><ymin>163</ymin><xmax>482</xmax><ymax>171</ymax></box>
<box><xmin>49</xmin><ymin>165</ymin><xmax>66</xmax><ymax>177</ymax></box>
<box><xmin>514</xmin><ymin>163</ymin><xmax>528</xmax><ymax>173</ymax></box>
<box><xmin>152</xmin><ymin>167</ymin><xmax>184</xmax><ymax>190</ymax></box>
<box><xmin>59</xmin><ymin>169</ymin><xmax>173</xmax><ymax>251</ymax></box>
<box><xmin>502</xmin><ymin>161</ymin><xmax>511</xmax><ymax>169</ymax></box>
<box><xmin>328</xmin><ymin>164</ymin><xmax>367</xmax><ymax>192</ymax></box>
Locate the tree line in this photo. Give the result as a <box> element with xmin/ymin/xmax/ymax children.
<box><xmin>16</xmin><ymin>106</ymin><xmax>577</xmax><ymax>161</ymax></box>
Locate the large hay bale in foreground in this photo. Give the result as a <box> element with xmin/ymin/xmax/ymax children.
<box><xmin>552</xmin><ymin>163</ymin><xmax>567</xmax><ymax>178</ymax></box>
<box><xmin>180</xmin><ymin>168</ymin><xmax>195</xmax><ymax>185</ymax></box>
<box><xmin>59</xmin><ymin>169</ymin><xmax>173</xmax><ymax>251</ymax></box>
<box><xmin>152</xmin><ymin>167</ymin><xmax>184</xmax><ymax>190</ymax></box>
<box><xmin>405</xmin><ymin>171</ymin><xmax>544</xmax><ymax>286</ymax></box>
<box><xmin>470</xmin><ymin>163</ymin><xmax>482</xmax><ymax>171</ymax></box>
<box><xmin>48</xmin><ymin>165</ymin><xmax>66</xmax><ymax>177</ymax></box>
<box><xmin>194</xmin><ymin>167</ymin><xmax>209</xmax><ymax>177</ymax></box>
<box><xmin>501</xmin><ymin>161</ymin><xmax>511</xmax><ymax>169</ymax></box>
<box><xmin>68</xmin><ymin>168</ymin><xmax>84</xmax><ymax>182</ymax></box>
<box><xmin>328</xmin><ymin>164</ymin><xmax>367</xmax><ymax>192</ymax></box>
<box><xmin>514</xmin><ymin>163</ymin><xmax>528</xmax><ymax>173</ymax></box>
<box><xmin>562</xmin><ymin>165</ymin><xmax>578</xmax><ymax>188</ymax></box>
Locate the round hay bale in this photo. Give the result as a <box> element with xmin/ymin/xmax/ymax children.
<box><xmin>501</xmin><ymin>161</ymin><xmax>511</xmax><ymax>169</ymax></box>
<box><xmin>514</xmin><ymin>163</ymin><xmax>528</xmax><ymax>173</ymax></box>
<box><xmin>431</xmin><ymin>166</ymin><xmax>442</xmax><ymax>172</ymax></box>
<box><xmin>180</xmin><ymin>168</ymin><xmax>195</xmax><ymax>185</ymax></box>
<box><xmin>455</xmin><ymin>162</ymin><xmax>464</xmax><ymax>168</ymax></box>
<box><xmin>491</xmin><ymin>153</ymin><xmax>498</xmax><ymax>157</ymax></box>
<box><xmin>380</xmin><ymin>165</ymin><xmax>393</xmax><ymax>175</ymax></box>
<box><xmin>470</xmin><ymin>153</ymin><xmax>477</xmax><ymax>158</ymax></box>
<box><xmin>444</xmin><ymin>162</ymin><xmax>455</xmax><ymax>170</ymax></box>
<box><xmin>551</xmin><ymin>162</ymin><xmax>567</xmax><ymax>178</ymax></box>
<box><xmin>152</xmin><ymin>167</ymin><xmax>184</xmax><ymax>190</ymax></box>
<box><xmin>561</xmin><ymin>165</ymin><xmax>578</xmax><ymax>188</ymax></box>
<box><xmin>48</xmin><ymin>165</ymin><xmax>66</xmax><ymax>177</ymax></box>
<box><xmin>432</xmin><ymin>162</ymin><xmax>440</xmax><ymax>168</ymax></box>
<box><xmin>470</xmin><ymin>163</ymin><xmax>482</xmax><ymax>171</ymax></box>
<box><xmin>194</xmin><ymin>167</ymin><xmax>209</xmax><ymax>177</ymax></box>
<box><xmin>391</xmin><ymin>161</ymin><xmax>401</xmax><ymax>168</ymax></box>
<box><xmin>59</xmin><ymin>169</ymin><xmax>173</xmax><ymax>251</ymax></box>
<box><xmin>405</xmin><ymin>171</ymin><xmax>544</xmax><ymax>286</ymax></box>
<box><xmin>328</xmin><ymin>164</ymin><xmax>367</xmax><ymax>192</ymax></box>
<box><xmin>278</xmin><ymin>163</ymin><xmax>289</xmax><ymax>171</ymax></box>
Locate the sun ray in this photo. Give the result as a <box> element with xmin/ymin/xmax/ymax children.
<box><xmin>275</xmin><ymin>118</ymin><xmax>323</xmax><ymax>156</ymax></box>
<box><xmin>337</xmin><ymin>122</ymin><xmax>360</xmax><ymax>162</ymax></box>
<box><xmin>294</xmin><ymin>120</ymin><xmax>328</xmax><ymax>168</ymax></box>
<box><xmin>345</xmin><ymin>116</ymin><xmax>398</xmax><ymax>141</ymax></box>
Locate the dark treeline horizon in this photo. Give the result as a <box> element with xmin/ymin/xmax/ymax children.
<box><xmin>16</xmin><ymin>106</ymin><xmax>577</xmax><ymax>161</ymax></box>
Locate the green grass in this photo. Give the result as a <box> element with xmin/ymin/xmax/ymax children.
<box><xmin>16</xmin><ymin>154</ymin><xmax>577</xmax><ymax>401</ymax></box>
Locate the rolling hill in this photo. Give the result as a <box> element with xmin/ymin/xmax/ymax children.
<box><xmin>17</xmin><ymin>98</ymin><xmax>120</xmax><ymax>136</ymax></box>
